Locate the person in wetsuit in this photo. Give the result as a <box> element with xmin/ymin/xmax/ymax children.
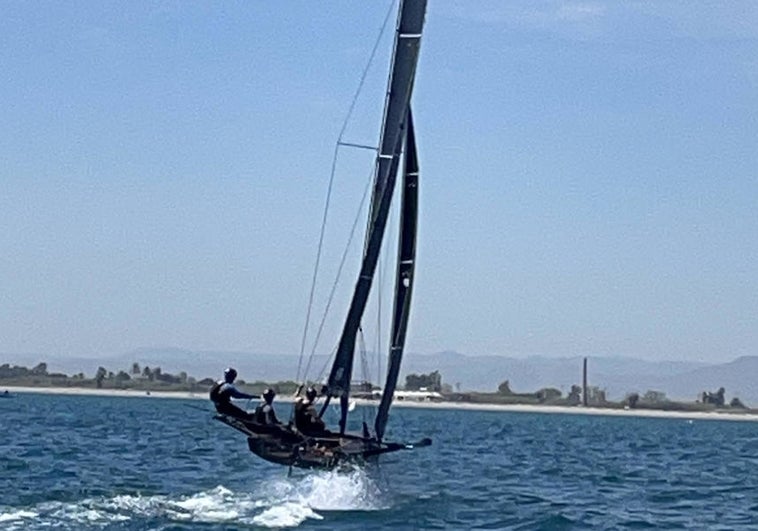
<box><xmin>294</xmin><ymin>386</ymin><xmax>328</xmax><ymax>436</ymax></box>
<box><xmin>254</xmin><ymin>388</ymin><xmax>280</xmax><ymax>425</ymax></box>
<box><xmin>209</xmin><ymin>367</ymin><xmax>258</xmax><ymax>420</ymax></box>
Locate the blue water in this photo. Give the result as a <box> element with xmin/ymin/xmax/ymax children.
<box><xmin>2</xmin><ymin>393</ymin><xmax>758</xmax><ymax>529</ymax></box>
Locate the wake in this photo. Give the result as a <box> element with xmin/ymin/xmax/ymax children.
<box><xmin>0</xmin><ymin>467</ymin><xmax>387</xmax><ymax>529</ymax></box>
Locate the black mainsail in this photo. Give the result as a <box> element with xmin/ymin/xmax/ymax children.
<box><xmin>325</xmin><ymin>0</ymin><xmax>427</xmax><ymax>435</ymax></box>
<box><xmin>375</xmin><ymin>109</ymin><xmax>418</xmax><ymax>442</ymax></box>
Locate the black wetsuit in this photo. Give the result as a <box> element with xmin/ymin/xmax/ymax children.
<box><xmin>209</xmin><ymin>380</ymin><xmax>255</xmax><ymax>420</ymax></box>
<box><xmin>294</xmin><ymin>399</ymin><xmax>328</xmax><ymax>436</ymax></box>
<box><xmin>254</xmin><ymin>403</ymin><xmax>280</xmax><ymax>425</ymax></box>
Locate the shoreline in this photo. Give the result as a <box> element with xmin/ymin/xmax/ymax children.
<box><xmin>5</xmin><ymin>385</ymin><xmax>758</xmax><ymax>423</ymax></box>
<box><xmin>4</xmin><ymin>386</ymin><xmax>209</xmax><ymax>400</ymax></box>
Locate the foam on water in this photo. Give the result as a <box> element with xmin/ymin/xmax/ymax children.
<box><xmin>265</xmin><ymin>466</ymin><xmax>386</xmax><ymax>511</ymax></box>
<box><xmin>0</xmin><ymin>510</ymin><xmax>38</xmax><ymax>523</ymax></box>
<box><xmin>0</xmin><ymin>468</ymin><xmax>386</xmax><ymax>529</ymax></box>
<box><xmin>253</xmin><ymin>502</ymin><xmax>323</xmax><ymax>528</ymax></box>
<box><xmin>251</xmin><ymin>466</ymin><xmax>386</xmax><ymax>527</ymax></box>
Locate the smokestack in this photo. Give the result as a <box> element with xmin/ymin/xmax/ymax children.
<box><xmin>583</xmin><ymin>357</ymin><xmax>588</xmax><ymax>407</ymax></box>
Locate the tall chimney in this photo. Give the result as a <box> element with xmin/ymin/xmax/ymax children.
<box><xmin>582</xmin><ymin>357</ymin><xmax>588</xmax><ymax>407</ymax></box>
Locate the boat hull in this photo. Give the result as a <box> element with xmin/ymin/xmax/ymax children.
<box><xmin>214</xmin><ymin>414</ymin><xmax>430</xmax><ymax>470</ymax></box>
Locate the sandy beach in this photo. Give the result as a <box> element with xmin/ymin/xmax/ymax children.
<box><xmin>6</xmin><ymin>385</ymin><xmax>758</xmax><ymax>423</ymax></box>
<box><xmin>387</xmin><ymin>399</ymin><xmax>758</xmax><ymax>423</ymax></box>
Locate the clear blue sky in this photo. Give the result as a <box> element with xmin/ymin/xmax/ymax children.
<box><xmin>1</xmin><ymin>1</ymin><xmax>756</xmax><ymax>363</ymax></box>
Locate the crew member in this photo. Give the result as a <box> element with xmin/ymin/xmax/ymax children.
<box><xmin>294</xmin><ymin>386</ymin><xmax>328</xmax><ymax>436</ymax></box>
<box><xmin>209</xmin><ymin>367</ymin><xmax>258</xmax><ymax>420</ymax></box>
<box><xmin>254</xmin><ymin>388</ymin><xmax>280</xmax><ymax>425</ymax></box>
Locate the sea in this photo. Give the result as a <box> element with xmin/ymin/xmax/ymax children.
<box><xmin>1</xmin><ymin>393</ymin><xmax>758</xmax><ymax>530</ymax></box>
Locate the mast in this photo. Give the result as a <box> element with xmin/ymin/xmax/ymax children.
<box><xmin>366</xmin><ymin>0</ymin><xmax>427</xmax><ymax>228</ymax></box>
<box><xmin>375</xmin><ymin>109</ymin><xmax>418</xmax><ymax>442</ymax></box>
<box><xmin>325</xmin><ymin>0</ymin><xmax>427</xmax><ymax>435</ymax></box>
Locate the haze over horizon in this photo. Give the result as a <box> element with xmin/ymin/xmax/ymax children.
<box><xmin>2</xmin><ymin>346</ymin><xmax>753</xmax><ymax>365</ymax></box>
<box><xmin>2</xmin><ymin>2</ymin><xmax>756</xmax><ymax>366</ymax></box>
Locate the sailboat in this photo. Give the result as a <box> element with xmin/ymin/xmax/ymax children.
<box><xmin>215</xmin><ymin>0</ymin><xmax>430</xmax><ymax>470</ymax></box>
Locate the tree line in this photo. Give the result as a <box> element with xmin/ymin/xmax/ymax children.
<box><xmin>402</xmin><ymin>370</ymin><xmax>749</xmax><ymax>410</ymax></box>
<box><xmin>1</xmin><ymin>363</ymin><xmax>750</xmax><ymax>410</ymax></box>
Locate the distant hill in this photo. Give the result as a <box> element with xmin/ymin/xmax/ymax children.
<box><xmin>402</xmin><ymin>351</ymin><xmax>711</xmax><ymax>400</ymax></box>
<box><xmin>403</xmin><ymin>352</ymin><xmax>758</xmax><ymax>404</ymax></box>
<box><xmin>0</xmin><ymin>348</ymin><xmax>327</xmax><ymax>385</ymax></box>
<box><xmin>2</xmin><ymin>348</ymin><xmax>755</xmax><ymax>405</ymax></box>
<box><xmin>0</xmin><ymin>348</ymin><xmax>331</xmax><ymax>386</ymax></box>
<box><xmin>654</xmin><ymin>356</ymin><xmax>758</xmax><ymax>404</ymax></box>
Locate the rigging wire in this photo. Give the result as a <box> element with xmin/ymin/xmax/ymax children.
<box><xmin>315</xmin><ymin>345</ymin><xmax>338</xmax><ymax>384</ymax></box>
<box><xmin>296</xmin><ymin>0</ymin><xmax>398</xmax><ymax>384</ymax></box>
<box><xmin>368</xmin><ymin>167</ymin><xmax>401</xmax><ymax>389</ymax></box>
<box><xmin>377</xmin><ymin>166</ymin><xmax>401</xmax><ymax>385</ymax></box>
<box><xmin>376</xmin><ymin>244</ymin><xmax>382</xmax><ymax>387</ymax></box>
<box><xmin>357</xmin><ymin>327</ymin><xmax>374</xmax><ymax>424</ymax></box>
<box><xmin>303</xmin><ymin>167</ymin><xmax>374</xmax><ymax>381</ymax></box>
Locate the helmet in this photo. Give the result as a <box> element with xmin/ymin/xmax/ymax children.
<box><xmin>262</xmin><ymin>388</ymin><xmax>276</xmax><ymax>402</ymax></box>
<box><xmin>305</xmin><ymin>386</ymin><xmax>318</xmax><ymax>402</ymax></box>
<box><xmin>223</xmin><ymin>367</ymin><xmax>238</xmax><ymax>383</ymax></box>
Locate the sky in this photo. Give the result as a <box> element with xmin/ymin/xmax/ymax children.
<box><xmin>1</xmin><ymin>1</ymin><xmax>756</xmax><ymax>365</ymax></box>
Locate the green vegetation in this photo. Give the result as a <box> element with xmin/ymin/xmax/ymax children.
<box><xmin>2</xmin><ymin>362</ymin><xmax>754</xmax><ymax>415</ymax></box>
<box><xmin>404</xmin><ymin>371</ymin><xmax>442</xmax><ymax>392</ymax></box>
<box><xmin>445</xmin><ymin>378</ymin><xmax>754</xmax><ymax>414</ymax></box>
<box><xmin>0</xmin><ymin>362</ymin><xmax>300</xmax><ymax>396</ymax></box>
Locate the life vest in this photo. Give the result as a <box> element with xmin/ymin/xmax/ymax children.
<box><xmin>255</xmin><ymin>404</ymin><xmax>273</xmax><ymax>424</ymax></box>
<box><xmin>293</xmin><ymin>399</ymin><xmax>308</xmax><ymax>428</ymax></box>
<box><xmin>294</xmin><ymin>400</ymin><xmax>325</xmax><ymax>433</ymax></box>
<box><xmin>209</xmin><ymin>380</ymin><xmax>230</xmax><ymax>403</ymax></box>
